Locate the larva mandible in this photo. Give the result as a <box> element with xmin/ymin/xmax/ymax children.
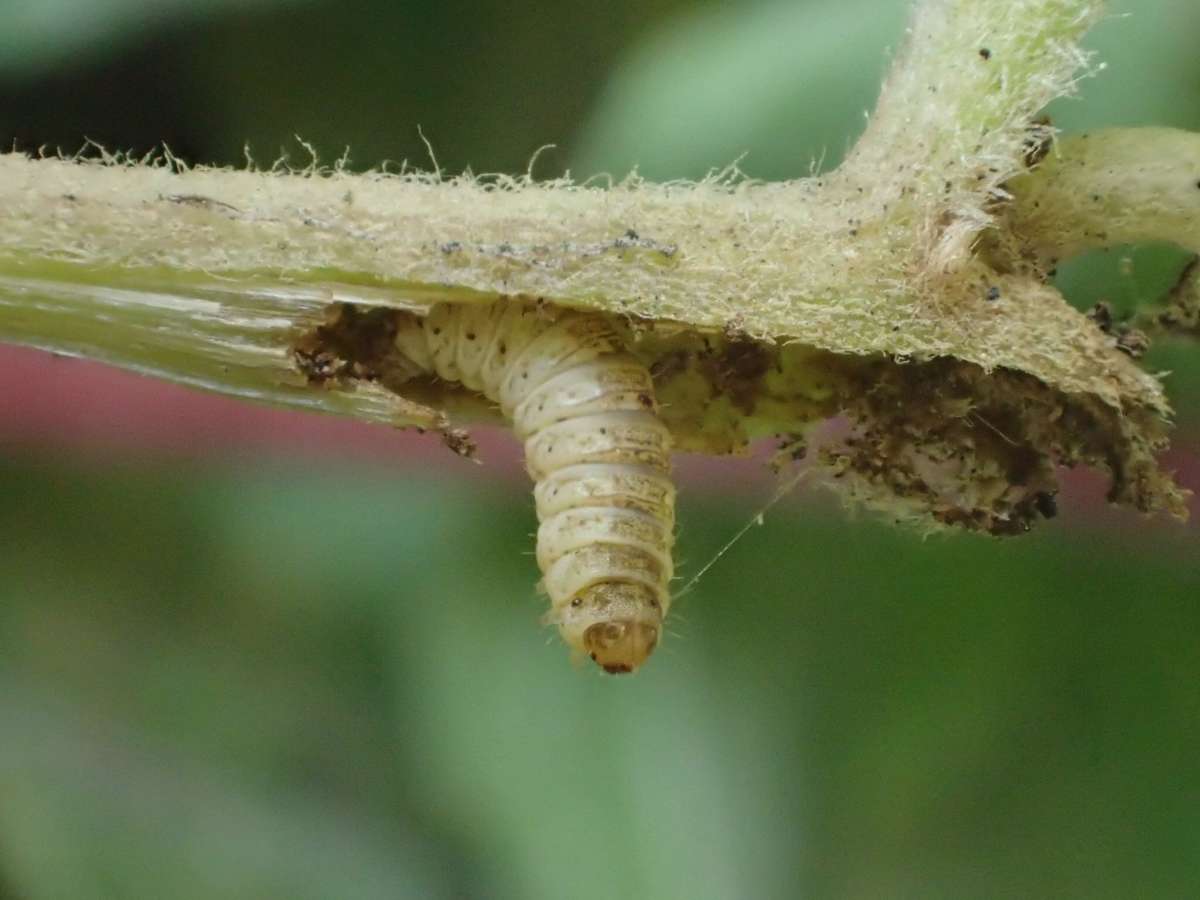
<box><xmin>390</xmin><ymin>299</ymin><xmax>675</xmax><ymax>674</ymax></box>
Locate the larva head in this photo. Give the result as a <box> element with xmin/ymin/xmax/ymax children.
<box><xmin>583</xmin><ymin>619</ymin><xmax>661</xmax><ymax>675</ymax></box>
<box><xmin>557</xmin><ymin>582</ymin><xmax>663</xmax><ymax>674</ymax></box>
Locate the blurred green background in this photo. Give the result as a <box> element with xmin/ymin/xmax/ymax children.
<box><xmin>1</xmin><ymin>1</ymin><xmax>1199</xmax><ymax>898</ymax></box>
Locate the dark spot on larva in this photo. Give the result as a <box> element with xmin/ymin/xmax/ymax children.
<box><xmin>986</xmin><ymin>286</ymin><xmax>1001</xmax><ymax>301</ymax></box>
<box><xmin>498</xmin><ymin>343</ymin><xmax>507</xmax><ymax>354</ymax></box>
<box><xmin>1195</xmin><ymin>180</ymin><xmax>1200</xmax><ymax>190</ymax></box>
<box><xmin>978</xmin><ymin>48</ymin><xmax>992</xmax><ymax>60</ymax></box>
<box><xmin>571</xmin><ymin>597</ymin><xmax>582</xmax><ymax>607</ymax></box>
<box><xmin>638</xmin><ymin>394</ymin><xmax>654</xmax><ymax>408</ymax></box>
<box><xmin>599</xmin><ymin>428</ymin><xmax>607</xmax><ymax>435</ymax></box>
<box><xmin>440</xmin><ymin>241</ymin><xmax>462</xmax><ymax>254</ymax></box>
<box><xmin>431</xmin><ymin>327</ymin><xmax>441</xmax><ymax>336</ymax></box>
<box><xmin>465</xmin><ymin>332</ymin><xmax>476</xmax><ymax>341</ymax></box>
<box><xmin>602</xmin><ymin>664</ymin><xmax>633</xmax><ymax>675</ymax></box>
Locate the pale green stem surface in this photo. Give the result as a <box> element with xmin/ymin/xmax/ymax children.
<box><xmin>0</xmin><ymin>0</ymin><xmax>1195</xmax><ymax>526</ymax></box>
<box><xmin>1007</xmin><ymin>127</ymin><xmax>1200</xmax><ymax>261</ymax></box>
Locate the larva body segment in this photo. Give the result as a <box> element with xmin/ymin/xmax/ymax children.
<box><xmin>392</xmin><ymin>299</ymin><xmax>675</xmax><ymax>673</ymax></box>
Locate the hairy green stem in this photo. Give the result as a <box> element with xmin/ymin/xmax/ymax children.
<box><xmin>0</xmin><ymin>0</ymin><xmax>1194</xmax><ymax>527</ymax></box>
<box><xmin>1007</xmin><ymin>127</ymin><xmax>1200</xmax><ymax>262</ymax></box>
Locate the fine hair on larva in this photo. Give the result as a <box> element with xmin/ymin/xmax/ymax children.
<box><xmin>389</xmin><ymin>298</ymin><xmax>675</xmax><ymax>674</ymax></box>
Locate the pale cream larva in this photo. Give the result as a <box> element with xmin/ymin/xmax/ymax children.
<box><xmin>390</xmin><ymin>299</ymin><xmax>675</xmax><ymax>674</ymax></box>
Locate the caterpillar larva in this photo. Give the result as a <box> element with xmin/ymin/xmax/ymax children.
<box><xmin>390</xmin><ymin>299</ymin><xmax>675</xmax><ymax>674</ymax></box>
